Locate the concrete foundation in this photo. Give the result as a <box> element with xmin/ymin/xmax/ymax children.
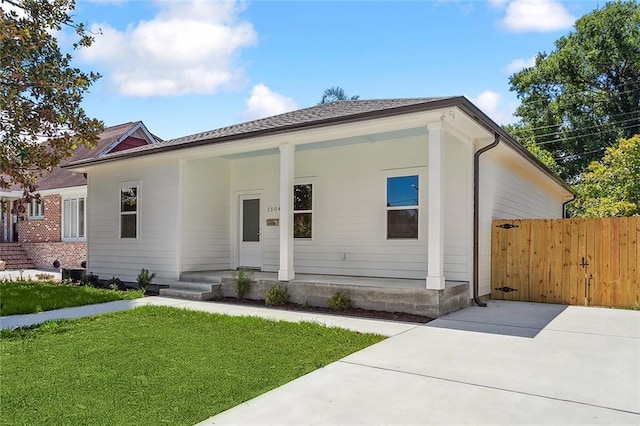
<box><xmin>178</xmin><ymin>271</ymin><xmax>470</xmax><ymax>318</ymax></box>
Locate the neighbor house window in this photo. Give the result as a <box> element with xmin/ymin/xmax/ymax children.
<box><xmin>63</xmin><ymin>197</ymin><xmax>85</xmax><ymax>239</ymax></box>
<box><xmin>386</xmin><ymin>175</ymin><xmax>419</xmax><ymax>239</ymax></box>
<box><xmin>120</xmin><ymin>186</ymin><xmax>138</xmax><ymax>239</ymax></box>
<box><xmin>294</xmin><ymin>183</ymin><xmax>312</xmax><ymax>239</ymax></box>
<box><xmin>28</xmin><ymin>199</ymin><xmax>44</xmax><ymax>219</ymax></box>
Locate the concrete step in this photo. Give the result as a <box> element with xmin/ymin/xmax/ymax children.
<box><xmin>159</xmin><ymin>287</ymin><xmax>220</xmax><ymax>301</ymax></box>
<box><xmin>159</xmin><ymin>281</ymin><xmax>222</xmax><ymax>301</ymax></box>
<box><xmin>179</xmin><ymin>273</ymin><xmax>223</xmax><ymax>284</ymax></box>
<box><xmin>169</xmin><ymin>281</ymin><xmax>220</xmax><ymax>292</ymax></box>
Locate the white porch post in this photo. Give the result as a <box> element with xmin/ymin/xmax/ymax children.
<box><xmin>426</xmin><ymin>122</ymin><xmax>446</xmax><ymax>290</ymax></box>
<box><xmin>278</xmin><ymin>144</ymin><xmax>295</xmax><ymax>281</ymax></box>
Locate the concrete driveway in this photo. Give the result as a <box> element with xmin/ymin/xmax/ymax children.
<box><xmin>204</xmin><ymin>301</ymin><xmax>640</xmax><ymax>425</ymax></box>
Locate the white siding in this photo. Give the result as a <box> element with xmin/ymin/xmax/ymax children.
<box><xmin>226</xmin><ymin>135</ymin><xmax>430</xmax><ymax>279</ymax></box>
<box><xmin>87</xmin><ymin>158</ymin><xmax>180</xmax><ymax>283</ymax></box>
<box><xmin>477</xmin><ymin>144</ymin><xmax>567</xmax><ymax>295</ymax></box>
<box><xmin>181</xmin><ymin>157</ymin><xmax>231</xmax><ymax>271</ymax></box>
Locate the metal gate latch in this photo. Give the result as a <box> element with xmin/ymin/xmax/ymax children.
<box><xmin>496</xmin><ymin>223</ymin><xmax>519</xmax><ymax>229</ymax></box>
<box><xmin>495</xmin><ymin>286</ymin><xmax>518</xmax><ymax>293</ymax></box>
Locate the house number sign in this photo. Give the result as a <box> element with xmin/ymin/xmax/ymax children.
<box><xmin>266</xmin><ymin>206</ymin><xmax>280</xmax><ymax>212</ymax></box>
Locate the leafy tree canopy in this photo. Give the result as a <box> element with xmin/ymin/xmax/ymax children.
<box><xmin>571</xmin><ymin>135</ymin><xmax>640</xmax><ymax>217</ymax></box>
<box><xmin>1</xmin><ymin>0</ymin><xmax>103</xmax><ymax>193</ymax></box>
<box><xmin>509</xmin><ymin>0</ymin><xmax>640</xmax><ymax>180</ymax></box>
<box><xmin>318</xmin><ymin>86</ymin><xmax>360</xmax><ymax>104</ymax></box>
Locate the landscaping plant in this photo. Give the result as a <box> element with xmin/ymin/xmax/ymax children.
<box><xmin>137</xmin><ymin>268</ymin><xmax>156</xmax><ymax>291</ymax></box>
<box><xmin>232</xmin><ymin>269</ymin><xmax>252</xmax><ymax>299</ymax></box>
<box><xmin>264</xmin><ymin>283</ymin><xmax>290</xmax><ymax>306</ymax></box>
<box><xmin>328</xmin><ymin>291</ymin><xmax>353</xmax><ymax>311</ymax></box>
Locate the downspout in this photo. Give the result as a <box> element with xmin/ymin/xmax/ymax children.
<box><xmin>562</xmin><ymin>194</ymin><xmax>576</xmax><ymax>218</ymax></box>
<box><xmin>473</xmin><ymin>132</ymin><xmax>500</xmax><ymax>307</ymax></box>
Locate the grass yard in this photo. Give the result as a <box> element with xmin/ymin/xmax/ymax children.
<box><xmin>0</xmin><ymin>305</ymin><xmax>384</xmax><ymax>425</ymax></box>
<box><xmin>0</xmin><ymin>281</ymin><xmax>144</xmax><ymax>316</ymax></box>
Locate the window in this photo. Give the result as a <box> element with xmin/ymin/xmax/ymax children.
<box><xmin>386</xmin><ymin>175</ymin><xmax>419</xmax><ymax>239</ymax></box>
<box><xmin>63</xmin><ymin>197</ymin><xmax>85</xmax><ymax>239</ymax></box>
<box><xmin>294</xmin><ymin>183</ymin><xmax>312</xmax><ymax>239</ymax></box>
<box><xmin>28</xmin><ymin>199</ymin><xmax>44</xmax><ymax>219</ymax></box>
<box><xmin>120</xmin><ymin>186</ymin><xmax>138</xmax><ymax>238</ymax></box>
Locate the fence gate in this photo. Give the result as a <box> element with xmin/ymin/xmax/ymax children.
<box><xmin>491</xmin><ymin>217</ymin><xmax>639</xmax><ymax>308</ymax></box>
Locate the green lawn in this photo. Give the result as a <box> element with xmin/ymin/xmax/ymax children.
<box><xmin>0</xmin><ymin>281</ymin><xmax>144</xmax><ymax>316</ymax></box>
<box><xmin>0</xmin><ymin>306</ymin><xmax>384</xmax><ymax>425</ymax></box>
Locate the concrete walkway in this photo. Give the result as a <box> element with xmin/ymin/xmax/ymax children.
<box><xmin>0</xmin><ymin>296</ymin><xmax>418</xmax><ymax>336</ymax></box>
<box><xmin>2</xmin><ymin>297</ymin><xmax>638</xmax><ymax>424</ymax></box>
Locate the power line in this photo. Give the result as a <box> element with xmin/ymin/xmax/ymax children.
<box><xmin>507</xmin><ymin>109</ymin><xmax>640</xmax><ymax>133</ymax></box>
<box><xmin>534</xmin><ymin>122</ymin><xmax>639</xmax><ymax>146</ymax></box>
<box><xmin>526</xmin><ymin>114</ymin><xmax>640</xmax><ymax>141</ymax></box>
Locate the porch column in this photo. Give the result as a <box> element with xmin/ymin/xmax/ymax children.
<box><xmin>426</xmin><ymin>122</ymin><xmax>445</xmax><ymax>290</ymax></box>
<box><xmin>278</xmin><ymin>144</ymin><xmax>295</xmax><ymax>281</ymax></box>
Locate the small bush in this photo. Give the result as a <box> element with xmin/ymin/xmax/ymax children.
<box><xmin>328</xmin><ymin>292</ymin><xmax>352</xmax><ymax>311</ymax></box>
<box><xmin>80</xmin><ymin>273</ymin><xmax>99</xmax><ymax>287</ymax></box>
<box><xmin>137</xmin><ymin>268</ymin><xmax>156</xmax><ymax>291</ymax></box>
<box><xmin>108</xmin><ymin>276</ymin><xmax>125</xmax><ymax>291</ymax></box>
<box><xmin>232</xmin><ymin>269</ymin><xmax>252</xmax><ymax>299</ymax></box>
<box><xmin>36</xmin><ymin>273</ymin><xmax>54</xmax><ymax>281</ymax></box>
<box><xmin>265</xmin><ymin>283</ymin><xmax>290</xmax><ymax>306</ymax></box>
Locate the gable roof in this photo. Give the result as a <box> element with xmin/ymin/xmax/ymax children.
<box><xmin>35</xmin><ymin>121</ymin><xmax>157</xmax><ymax>191</ymax></box>
<box><xmin>64</xmin><ymin>97</ymin><xmax>572</xmax><ymax>194</ymax></box>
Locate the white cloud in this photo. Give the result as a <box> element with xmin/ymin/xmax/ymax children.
<box><xmin>471</xmin><ymin>90</ymin><xmax>517</xmax><ymax>125</ymax></box>
<box><xmin>504</xmin><ymin>56</ymin><xmax>537</xmax><ymax>73</ymax></box>
<box><xmin>242</xmin><ymin>84</ymin><xmax>298</xmax><ymax>121</ymax></box>
<box><xmin>501</xmin><ymin>0</ymin><xmax>575</xmax><ymax>32</ymax></box>
<box><xmin>79</xmin><ymin>0</ymin><xmax>257</xmax><ymax>96</ymax></box>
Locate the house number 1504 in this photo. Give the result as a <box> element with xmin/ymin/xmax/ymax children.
<box><xmin>267</xmin><ymin>206</ymin><xmax>280</xmax><ymax>212</ymax></box>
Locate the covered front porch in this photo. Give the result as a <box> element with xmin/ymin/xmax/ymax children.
<box><xmin>161</xmin><ymin>271</ymin><xmax>470</xmax><ymax>318</ymax></box>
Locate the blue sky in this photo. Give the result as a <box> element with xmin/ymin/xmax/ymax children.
<box><xmin>69</xmin><ymin>0</ymin><xmax>601</xmax><ymax>140</ymax></box>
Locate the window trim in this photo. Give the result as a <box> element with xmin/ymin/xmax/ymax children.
<box><xmin>27</xmin><ymin>199</ymin><xmax>44</xmax><ymax>219</ymax></box>
<box><xmin>119</xmin><ymin>183</ymin><xmax>139</xmax><ymax>240</ymax></box>
<box><xmin>383</xmin><ymin>169</ymin><xmax>424</xmax><ymax>241</ymax></box>
<box><xmin>293</xmin><ymin>180</ymin><xmax>314</xmax><ymax>240</ymax></box>
<box><xmin>62</xmin><ymin>196</ymin><xmax>86</xmax><ymax>241</ymax></box>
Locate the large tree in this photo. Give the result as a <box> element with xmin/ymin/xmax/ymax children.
<box><xmin>1</xmin><ymin>0</ymin><xmax>102</xmax><ymax>193</ymax></box>
<box><xmin>571</xmin><ymin>135</ymin><xmax>640</xmax><ymax>217</ymax></box>
<box><xmin>509</xmin><ymin>0</ymin><xmax>640</xmax><ymax>180</ymax></box>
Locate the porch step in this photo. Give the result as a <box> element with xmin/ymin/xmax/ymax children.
<box><xmin>159</xmin><ymin>281</ymin><xmax>222</xmax><ymax>300</ymax></box>
<box><xmin>179</xmin><ymin>272</ymin><xmax>222</xmax><ymax>284</ymax></box>
<box><xmin>0</xmin><ymin>243</ymin><xmax>36</xmax><ymax>270</ymax></box>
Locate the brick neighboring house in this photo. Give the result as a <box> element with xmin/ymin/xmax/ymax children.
<box><xmin>0</xmin><ymin>122</ymin><xmax>158</xmax><ymax>270</ymax></box>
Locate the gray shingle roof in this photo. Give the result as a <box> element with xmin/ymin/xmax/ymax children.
<box><xmin>70</xmin><ymin>97</ymin><xmax>457</xmax><ymax>164</ymax></box>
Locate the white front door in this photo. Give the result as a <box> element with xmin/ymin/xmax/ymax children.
<box><xmin>238</xmin><ymin>196</ymin><xmax>262</xmax><ymax>268</ymax></box>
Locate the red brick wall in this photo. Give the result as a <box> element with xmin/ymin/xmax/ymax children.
<box><xmin>18</xmin><ymin>194</ymin><xmax>61</xmax><ymax>242</ymax></box>
<box><xmin>21</xmin><ymin>242</ymin><xmax>86</xmax><ymax>269</ymax></box>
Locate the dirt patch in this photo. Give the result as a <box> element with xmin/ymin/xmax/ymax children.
<box><xmin>216</xmin><ymin>297</ymin><xmax>432</xmax><ymax>324</ymax></box>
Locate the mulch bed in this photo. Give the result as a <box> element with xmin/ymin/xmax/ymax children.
<box><xmin>216</xmin><ymin>297</ymin><xmax>432</xmax><ymax>324</ymax></box>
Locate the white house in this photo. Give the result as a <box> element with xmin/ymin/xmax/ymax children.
<box><xmin>66</xmin><ymin>97</ymin><xmax>573</xmax><ymax>314</ymax></box>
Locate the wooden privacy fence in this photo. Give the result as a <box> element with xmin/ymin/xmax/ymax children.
<box><xmin>491</xmin><ymin>217</ymin><xmax>639</xmax><ymax>308</ymax></box>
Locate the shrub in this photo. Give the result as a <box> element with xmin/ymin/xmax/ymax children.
<box><xmin>108</xmin><ymin>276</ymin><xmax>125</xmax><ymax>291</ymax></box>
<box><xmin>36</xmin><ymin>273</ymin><xmax>54</xmax><ymax>281</ymax></box>
<box><xmin>80</xmin><ymin>273</ymin><xmax>99</xmax><ymax>287</ymax></box>
<box><xmin>137</xmin><ymin>268</ymin><xmax>156</xmax><ymax>291</ymax></box>
<box><xmin>328</xmin><ymin>292</ymin><xmax>352</xmax><ymax>311</ymax></box>
<box><xmin>265</xmin><ymin>283</ymin><xmax>290</xmax><ymax>306</ymax></box>
<box><xmin>232</xmin><ymin>269</ymin><xmax>252</xmax><ymax>299</ymax></box>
